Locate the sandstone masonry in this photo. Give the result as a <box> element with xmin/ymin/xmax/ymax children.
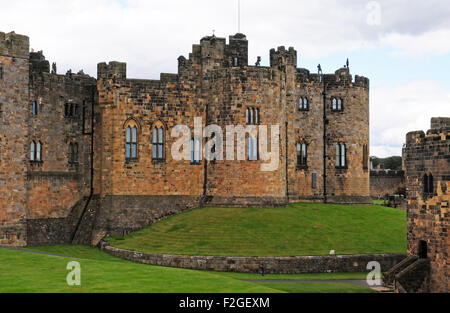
<box><xmin>0</xmin><ymin>31</ymin><xmax>371</xmax><ymax>247</ymax></box>
<box><xmin>401</xmin><ymin>118</ymin><xmax>449</xmax><ymax>293</ymax></box>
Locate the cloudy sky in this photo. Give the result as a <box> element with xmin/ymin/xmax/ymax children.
<box><xmin>1</xmin><ymin>0</ymin><xmax>449</xmax><ymax>157</ymax></box>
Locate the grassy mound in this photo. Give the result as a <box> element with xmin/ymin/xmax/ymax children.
<box><xmin>0</xmin><ymin>246</ymin><xmax>375</xmax><ymax>293</ymax></box>
<box><xmin>106</xmin><ymin>202</ymin><xmax>407</xmax><ymax>257</ymax></box>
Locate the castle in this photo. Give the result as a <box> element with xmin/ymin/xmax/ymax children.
<box><xmin>0</xmin><ymin>31</ymin><xmax>370</xmax><ymax>247</ymax></box>
<box><xmin>399</xmin><ymin>118</ymin><xmax>449</xmax><ymax>293</ymax></box>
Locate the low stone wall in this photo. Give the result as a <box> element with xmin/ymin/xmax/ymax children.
<box><xmin>370</xmin><ymin>171</ymin><xmax>405</xmax><ymax>198</ymax></box>
<box><xmin>100</xmin><ymin>241</ymin><xmax>406</xmax><ymax>274</ymax></box>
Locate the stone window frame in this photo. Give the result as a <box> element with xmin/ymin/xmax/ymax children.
<box><xmin>123</xmin><ymin>118</ymin><xmax>140</xmax><ymax>164</ymax></box>
<box><xmin>32</xmin><ymin>100</ymin><xmax>38</xmax><ymax>116</ymax></box>
<box><xmin>423</xmin><ymin>173</ymin><xmax>434</xmax><ymax>197</ymax></box>
<box><xmin>247</xmin><ymin>134</ymin><xmax>259</xmax><ymax>161</ymax></box>
<box><xmin>299</xmin><ymin>97</ymin><xmax>309</xmax><ymax>112</ymax></box>
<box><xmin>246</xmin><ymin>107</ymin><xmax>260</xmax><ymax>125</ymax></box>
<box><xmin>64</xmin><ymin>102</ymin><xmax>79</xmax><ymax>119</ymax></box>
<box><xmin>296</xmin><ymin>141</ymin><xmax>308</xmax><ymax>169</ymax></box>
<box><xmin>335</xmin><ymin>142</ymin><xmax>347</xmax><ymax>170</ymax></box>
<box><xmin>190</xmin><ymin>137</ymin><xmax>202</xmax><ymax>165</ymax></box>
<box><xmin>30</xmin><ymin>140</ymin><xmax>43</xmax><ymax>163</ymax></box>
<box><xmin>152</xmin><ymin>121</ymin><xmax>166</xmax><ymax>164</ymax></box>
<box><xmin>68</xmin><ymin>142</ymin><xmax>79</xmax><ymax>165</ymax></box>
<box><xmin>331</xmin><ymin>97</ymin><xmax>344</xmax><ymax>112</ymax></box>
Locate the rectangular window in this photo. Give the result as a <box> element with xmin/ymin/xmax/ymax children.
<box><xmin>0</xmin><ymin>66</ymin><xmax>3</xmax><ymax>80</ymax></box>
<box><xmin>297</xmin><ymin>143</ymin><xmax>308</xmax><ymax>168</ymax></box>
<box><xmin>191</xmin><ymin>138</ymin><xmax>201</xmax><ymax>164</ymax></box>
<box><xmin>336</xmin><ymin>143</ymin><xmax>347</xmax><ymax>169</ymax></box>
<box><xmin>312</xmin><ymin>173</ymin><xmax>317</xmax><ymax>189</ymax></box>
<box><xmin>248</xmin><ymin>136</ymin><xmax>258</xmax><ymax>161</ymax></box>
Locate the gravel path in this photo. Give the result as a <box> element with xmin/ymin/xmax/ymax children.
<box><xmin>240</xmin><ymin>279</ymin><xmax>382</xmax><ymax>287</ymax></box>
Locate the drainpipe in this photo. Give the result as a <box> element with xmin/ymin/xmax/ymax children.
<box><xmin>322</xmin><ymin>75</ymin><xmax>328</xmax><ymax>203</ymax></box>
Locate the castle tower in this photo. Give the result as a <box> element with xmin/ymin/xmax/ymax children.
<box><xmin>0</xmin><ymin>31</ymin><xmax>30</xmax><ymax>246</ymax></box>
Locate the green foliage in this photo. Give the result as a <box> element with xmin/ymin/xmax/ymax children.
<box><xmin>371</xmin><ymin>156</ymin><xmax>402</xmax><ymax>171</ymax></box>
<box><xmin>106</xmin><ymin>202</ymin><xmax>407</xmax><ymax>257</ymax></box>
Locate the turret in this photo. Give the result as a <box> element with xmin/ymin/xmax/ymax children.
<box><xmin>270</xmin><ymin>46</ymin><xmax>297</xmax><ymax>70</ymax></box>
<box><xmin>97</xmin><ymin>61</ymin><xmax>127</xmax><ymax>80</ymax></box>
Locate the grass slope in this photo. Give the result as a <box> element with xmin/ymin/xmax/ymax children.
<box><xmin>0</xmin><ymin>247</ymin><xmax>275</xmax><ymax>293</ymax></box>
<box><xmin>106</xmin><ymin>202</ymin><xmax>407</xmax><ymax>257</ymax></box>
<box><xmin>0</xmin><ymin>246</ymin><xmax>375</xmax><ymax>293</ymax></box>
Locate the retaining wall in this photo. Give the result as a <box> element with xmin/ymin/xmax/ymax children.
<box><xmin>100</xmin><ymin>241</ymin><xmax>406</xmax><ymax>274</ymax></box>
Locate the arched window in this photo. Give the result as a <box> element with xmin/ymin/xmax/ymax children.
<box><xmin>336</xmin><ymin>143</ymin><xmax>346</xmax><ymax>169</ymax></box>
<box><xmin>332</xmin><ymin>98</ymin><xmax>337</xmax><ymax>111</ymax></box>
<box><xmin>337</xmin><ymin>98</ymin><xmax>343</xmax><ymax>111</ymax></box>
<box><xmin>246</xmin><ymin>107</ymin><xmax>260</xmax><ymax>125</ymax></box>
<box><xmin>153</xmin><ymin>126</ymin><xmax>165</xmax><ymax>161</ymax></box>
<box><xmin>126</xmin><ymin>126</ymin><xmax>138</xmax><ymax>161</ymax></box>
<box><xmin>158</xmin><ymin>127</ymin><xmax>164</xmax><ymax>160</ymax></box>
<box><xmin>304</xmin><ymin>98</ymin><xmax>309</xmax><ymax>110</ymax></box>
<box><xmin>32</xmin><ymin>101</ymin><xmax>38</xmax><ymax>115</ymax></box>
<box><xmin>233</xmin><ymin>57</ymin><xmax>238</xmax><ymax>67</ymax></box>
<box><xmin>36</xmin><ymin>141</ymin><xmax>42</xmax><ymax>161</ymax></box>
<box><xmin>297</xmin><ymin>142</ymin><xmax>308</xmax><ymax>168</ymax></box>
<box><xmin>299</xmin><ymin>98</ymin><xmax>304</xmax><ymax>110</ymax></box>
<box><xmin>30</xmin><ymin>141</ymin><xmax>36</xmax><ymax>161</ymax></box>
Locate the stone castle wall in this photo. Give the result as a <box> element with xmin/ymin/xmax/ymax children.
<box><xmin>1</xmin><ymin>31</ymin><xmax>371</xmax><ymax>246</ymax></box>
<box><xmin>0</xmin><ymin>32</ymin><xmax>30</xmax><ymax>246</ymax></box>
<box><xmin>403</xmin><ymin>117</ymin><xmax>449</xmax><ymax>293</ymax></box>
<box><xmin>370</xmin><ymin>171</ymin><xmax>405</xmax><ymax>198</ymax></box>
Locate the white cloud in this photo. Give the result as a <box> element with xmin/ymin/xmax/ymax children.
<box><xmin>381</xmin><ymin>29</ymin><xmax>450</xmax><ymax>56</ymax></box>
<box><xmin>1</xmin><ymin>0</ymin><xmax>449</xmax><ymax>78</ymax></box>
<box><xmin>1</xmin><ymin>0</ymin><xmax>449</xmax><ymax>158</ymax></box>
<box><xmin>370</xmin><ymin>80</ymin><xmax>450</xmax><ymax>157</ymax></box>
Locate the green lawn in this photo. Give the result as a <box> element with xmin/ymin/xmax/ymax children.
<box><xmin>106</xmin><ymin>202</ymin><xmax>407</xmax><ymax>257</ymax></box>
<box><xmin>0</xmin><ymin>246</ymin><xmax>375</xmax><ymax>293</ymax></box>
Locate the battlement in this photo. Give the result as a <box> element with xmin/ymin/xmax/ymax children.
<box><xmin>97</xmin><ymin>61</ymin><xmax>127</xmax><ymax>79</ymax></box>
<box><xmin>295</xmin><ymin>67</ymin><xmax>369</xmax><ymax>89</ymax></box>
<box><xmin>406</xmin><ymin>117</ymin><xmax>450</xmax><ymax>145</ymax></box>
<box><xmin>431</xmin><ymin>117</ymin><xmax>450</xmax><ymax>131</ymax></box>
<box><xmin>30</xmin><ymin>50</ymin><xmax>50</xmax><ymax>74</ymax></box>
<box><xmin>183</xmin><ymin>33</ymin><xmax>248</xmax><ymax>68</ymax></box>
<box><xmin>270</xmin><ymin>46</ymin><xmax>297</xmax><ymax>69</ymax></box>
<box><xmin>0</xmin><ymin>31</ymin><xmax>29</xmax><ymax>59</ymax></box>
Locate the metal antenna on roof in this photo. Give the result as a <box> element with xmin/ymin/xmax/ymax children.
<box><xmin>238</xmin><ymin>0</ymin><xmax>241</xmax><ymax>33</ymax></box>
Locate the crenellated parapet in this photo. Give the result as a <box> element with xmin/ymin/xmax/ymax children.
<box><xmin>97</xmin><ymin>61</ymin><xmax>127</xmax><ymax>80</ymax></box>
<box><xmin>270</xmin><ymin>46</ymin><xmax>297</xmax><ymax>69</ymax></box>
<box><xmin>0</xmin><ymin>31</ymin><xmax>29</xmax><ymax>59</ymax></box>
